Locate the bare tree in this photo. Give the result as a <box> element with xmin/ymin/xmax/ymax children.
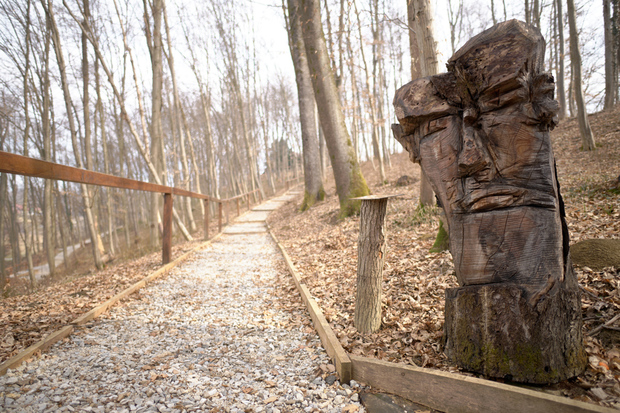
<box><xmin>285</xmin><ymin>0</ymin><xmax>325</xmax><ymax>210</ymax></box>
<box><xmin>567</xmin><ymin>0</ymin><xmax>596</xmax><ymax>150</ymax></box>
<box><xmin>555</xmin><ymin>0</ymin><xmax>567</xmax><ymax>119</ymax></box>
<box><xmin>299</xmin><ymin>0</ymin><xmax>369</xmax><ymax>216</ymax></box>
<box><xmin>407</xmin><ymin>0</ymin><xmax>438</xmax><ymax>206</ymax></box>
<box><xmin>604</xmin><ymin>0</ymin><xmax>618</xmax><ymax>109</ymax></box>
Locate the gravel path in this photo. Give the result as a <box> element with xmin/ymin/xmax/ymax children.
<box><xmin>0</xmin><ymin>198</ymin><xmax>366</xmax><ymax>413</ymax></box>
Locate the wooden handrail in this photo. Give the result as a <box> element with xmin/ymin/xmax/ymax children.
<box><xmin>0</xmin><ymin>151</ymin><xmax>211</xmax><ymax>199</ymax></box>
<box><xmin>0</xmin><ymin>151</ymin><xmax>268</xmax><ymax>265</ymax></box>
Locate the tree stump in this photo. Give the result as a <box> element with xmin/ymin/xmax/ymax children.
<box><xmin>392</xmin><ymin>20</ymin><xmax>586</xmax><ymax>383</ymax></box>
<box><xmin>353</xmin><ymin>195</ymin><xmax>399</xmax><ymax>333</ymax></box>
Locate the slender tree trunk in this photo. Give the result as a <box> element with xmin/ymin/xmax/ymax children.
<box><xmin>95</xmin><ymin>56</ymin><xmax>115</xmax><ymax>257</ymax></box>
<box><xmin>407</xmin><ymin>0</ymin><xmax>438</xmax><ymax>206</ymax></box>
<box><xmin>163</xmin><ymin>1</ymin><xmax>196</xmax><ymax>232</ymax></box>
<box><xmin>147</xmin><ymin>0</ymin><xmax>165</xmax><ymax>248</ymax></box>
<box><xmin>604</xmin><ymin>0</ymin><xmax>616</xmax><ymax>110</ymax></box>
<box><xmin>55</xmin><ymin>183</ymin><xmax>69</xmax><ymax>271</ymax></box>
<box><xmin>286</xmin><ymin>0</ymin><xmax>325</xmax><ymax>210</ymax></box>
<box><xmin>42</xmin><ymin>2</ymin><xmax>55</xmax><ymax>279</ymax></box>
<box><xmin>354</xmin><ymin>0</ymin><xmax>385</xmax><ymax>184</ymax></box>
<box><xmin>567</xmin><ymin>0</ymin><xmax>596</xmax><ymax>150</ymax></box>
<box><xmin>46</xmin><ymin>0</ymin><xmax>104</xmax><ymax>270</ymax></box>
<box><xmin>22</xmin><ymin>0</ymin><xmax>36</xmax><ymax>286</ymax></box>
<box><xmin>0</xmin><ymin>171</ymin><xmax>6</xmax><ymax>292</ymax></box>
<box><xmin>555</xmin><ymin>0</ymin><xmax>567</xmax><ymax>120</ymax></box>
<box><xmin>300</xmin><ymin>0</ymin><xmax>369</xmax><ymax>216</ymax></box>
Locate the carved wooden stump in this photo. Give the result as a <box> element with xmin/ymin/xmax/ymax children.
<box><xmin>392</xmin><ymin>20</ymin><xmax>586</xmax><ymax>383</ymax></box>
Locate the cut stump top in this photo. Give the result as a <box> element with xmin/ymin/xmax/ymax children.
<box><xmin>351</xmin><ymin>194</ymin><xmax>404</xmax><ymax>201</ymax></box>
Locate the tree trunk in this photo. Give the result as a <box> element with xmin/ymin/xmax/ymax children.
<box><xmin>163</xmin><ymin>1</ymin><xmax>196</xmax><ymax>232</ymax></box>
<box><xmin>604</xmin><ymin>0</ymin><xmax>617</xmax><ymax>110</ymax></box>
<box><xmin>0</xmin><ymin>171</ymin><xmax>6</xmax><ymax>292</ymax></box>
<box><xmin>23</xmin><ymin>0</ymin><xmax>36</xmax><ymax>286</ymax></box>
<box><xmin>95</xmin><ymin>56</ymin><xmax>115</xmax><ymax>257</ymax></box>
<box><xmin>567</xmin><ymin>0</ymin><xmax>596</xmax><ymax>150</ymax></box>
<box><xmin>286</xmin><ymin>0</ymin><xmax>325</xmax><ymax>211</ymax></box>
<box><xmin>46</xmin><ymin>0</ymin><xmax>104</xmax><ymax>270</ymax></box>
<box><xmin>148</xmin><ymin>0</ymin><xmax>165</xmax><ymax>247</ymax></box>
<box><xmin>354</xmin><ymin>197</ymin><xmax>388</xmax><ymax>333</ymax></box>
<box><xmin>555</xmin><ymin>0</ymin><xmax>567</xmax><ymax>120</ymax></box>
<box><xmin>408</xmin><ymin>0</ymin><xmax>439</xmax><ymax>207</ymax></box>
<box><xmin>354</xmin><ymin>0</ymin><xmax>386</xmax><ymax>185</ymax></box>
<box><xmin>43</xmin><ymin>2</ymin><xmax>55</xmax><ymax>279</ymax></box>
<box><xmin>300</xmin><ymin>0</ymin><xmax>369</xmax><ymax>216</ymax></box>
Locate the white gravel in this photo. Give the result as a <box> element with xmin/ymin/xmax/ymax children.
<box><xmin>0</xmin><ymin>211</ymin><xmax>366</xmax><ymax>413</ymax></box>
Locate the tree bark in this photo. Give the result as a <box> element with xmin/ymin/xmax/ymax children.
<box><xmin>567</xmin><ymin>0</ymin><xmax>596</xmax><ymax>150</ymax></box>
<box><xmin>604</xmin><ymin>0</ymin><xmax>617</xmax><ymax>110</ymax></box>
<box><xmin>408</xmin><ymin>0</ymin><xmax>438</xmax><ymax>207</ymax></box>
<box><xmin>46</xmin><ymin>0</ymin><xmax>104</xmax><ymax>270</ymax></box>
<box><xmin>354</xmin><ymin>0</ymin><xmax>386</xmax><ymax>184</ymax></box>
<box><xmin>555</xmin><ymin>0</ymin><xmax>567</xmax><ymax>120</ymax></box>
<box><xmin>355</xmin><ymin>197</ymin><xmax>388</xmax><ymax>333</ymax></box>
<box><xmin>163</xmin><ymin>1</ymin><xmax>196</xmax><ymax>232</ymax></box>
<box><xmin>23</xmin><ymin>0</ymin><xmax>36</xmax><ymax>286</ymax></box>
<box><xmin>286</xmin><ymin>0</ymin><xmax>325</xmax><ymax>211</ymax></box>
<box><xmin>300</xmin><ymin>0</ymin><xmax>369</xmax><ymax>216</ymax></box>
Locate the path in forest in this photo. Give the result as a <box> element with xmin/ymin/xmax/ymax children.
<box><xmin>0</xmin><ymin>191</ymin><xmax>366</xmax><ymax>413</ymax></box>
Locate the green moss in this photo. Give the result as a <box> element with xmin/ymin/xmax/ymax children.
<box><xmin>429</xmin><ymin>220</ymin><xmax>449</xmax><ymax>253</ymax></box>
<box><xmin>339</xmin><ymin>168</ymin><xmax>370</xmax><ymax>218</ymax></box>
<box><xmin>300</xmin><ymin>187</ymin><xmax>326</xmax><ymax>212</ymax></box>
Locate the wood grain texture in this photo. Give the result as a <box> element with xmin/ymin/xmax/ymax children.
<box><xmin>393</xmin><ymin>19</ymin><xmax>584</xmax><ymax>382</ymax></box>
<box><xmin>350</xmin><ymin>355</ymin><xmax>614</xmax><ymax>413</ymax></box>
<box><xmin>354</xmin><ymin>198</ymin><xmax>388</xmax><ymax>333</ymax></box>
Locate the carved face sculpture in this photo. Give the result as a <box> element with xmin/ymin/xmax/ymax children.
<box><xmin>393</xmin><ymin>20</ymin><xmax>567</xmax><ymax>297</ymax></box>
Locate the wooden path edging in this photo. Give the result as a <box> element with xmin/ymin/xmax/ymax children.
<box><xmin>268</xmin><ymin>228</ymin><xmax>352</xmax><ymax>383</ymax></box>
<box><xmin>267</xmin><ymin>218</ymin><xmax>614</xmax><ymax>413</ymax></box>
<box><xmin>0</xmin><ymin>232</ymin><xmax>224</xmax><ymax>376</ymax></box>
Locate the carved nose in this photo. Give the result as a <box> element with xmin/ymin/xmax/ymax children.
<box><xmin>458</xmin><ymin>123</ymin><xmax>490</xmax><ymax>177</ymax></box>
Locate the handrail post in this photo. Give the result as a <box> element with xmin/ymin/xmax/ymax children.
<box><xmin>162</xmin><ymin>193</ymin><xmax>173</xmax><ymax>264</ymax></box>
<box><xmin>204</xmin><ymin>199</ymin><xmax>210</xmax><ymax>240</ymax></box>
<box><xmin>218</xmin><ymin>201</ymin><xmax>223</xmax><ymax>233</ymax></box>
<box><xmin>226</xmin><ymin>200</ymin><xmax>230</xmax><ymax>224</ymax></box>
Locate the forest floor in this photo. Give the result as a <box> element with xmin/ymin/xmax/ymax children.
<box><xmin>267</xmin><ymin>106</ymin><xmax>620</xmax><ymax>409</ymax></box>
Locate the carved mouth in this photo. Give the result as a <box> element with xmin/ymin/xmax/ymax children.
<box><xmin>456</xmin><ymin>185</ymin><xmax>557</xmax><ymax>213</ymax></box>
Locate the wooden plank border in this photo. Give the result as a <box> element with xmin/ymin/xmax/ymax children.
<box><xmin>268</xmin><ymin>219</ymin><xmax>613</xmax><ymax>413</ymax></box>
<box><xmin>0</xmin><ymin>326</ymin><xmax>74</xmax><ymax>375</ymax></box>
<box><xmin>0</xmin><ymin>233</ymin><xmax>224</xmax><ymax>375</ymax></box>
<box><xmin>268</xmin><ymin>227</ymin><xmax>352</xmax><ymax>383</ymax></box>
<box><xmin>350</xmin><ymin>355</ymin><xmax>614</xmax><ymax>413</ymax></box>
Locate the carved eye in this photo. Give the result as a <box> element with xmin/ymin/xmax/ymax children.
<box><xmin>423</xmin><ymin>116</ymin><xmax>450</xmax><ymax>137</ymax></box>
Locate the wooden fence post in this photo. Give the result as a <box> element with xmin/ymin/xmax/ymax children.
<box><xmin>247</xmin><ymin>193</ymin><xmax>251</xmax><ymax>211</ymax></box>
<box><xmin>162</xmin><ymin>193</ymin><xmax>173</xmax><ymax>264</ymax></box>
<box><xmin>225</xmin><ymin>200</ymin><xmax>229</xmax><ymax>224</ymax></box>
<box><xmin>218</xmin><ymin>201</ymin><xmax>223</xmax><ymax>233</ymax></box>
<box><xmin>236</xmin><ymin>198</ymin><xmax>240</xmax><ymax>216</ymax></box>
<box><xmin>204</xmin><ymin>199</ymin><xmax>210</xmax><ymax>240</ymax></box>
<box><xmin>352</xmin><ymin>195</ymin><xmax>401</xmax><ymax>333</ymax></box>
